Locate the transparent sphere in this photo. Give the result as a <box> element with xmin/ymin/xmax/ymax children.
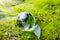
<box><xmin>17</xmin><ymin>12</ymin><xmax>36</xmax><ymax>31</ymax></box>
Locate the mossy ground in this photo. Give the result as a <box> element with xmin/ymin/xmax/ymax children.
<box><xmin>0</xmin><ymin>0</ymin><xmax>60</xmax><ymax>40</ymax></box>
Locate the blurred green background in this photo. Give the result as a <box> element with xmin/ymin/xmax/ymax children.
<box><xmin>0</xmin><ymin>0</ymin><xmax>60</xmax><ymax>40</ymax></box>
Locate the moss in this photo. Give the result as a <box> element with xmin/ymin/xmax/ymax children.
<box><xmin>0</xmin><ymin>0</ymin><xmax>60</xmax><ymax>40</ymax></box>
